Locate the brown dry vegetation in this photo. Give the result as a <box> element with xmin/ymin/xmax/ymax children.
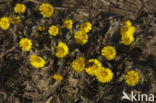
<box><xmin>0</xmin><ymin>0</ymin><xmax>156</xmax><ymax>103</ymax></box>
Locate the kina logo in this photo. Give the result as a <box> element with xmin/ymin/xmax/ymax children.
<box><xmin>121</xmin><ymin>91</ymin><xmax>155</xmax><ymax>102</ymax></box>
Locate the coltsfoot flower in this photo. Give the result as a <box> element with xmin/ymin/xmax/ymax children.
<box><xmin>72</xmin><ymin>57</ymin><xmax>85</xmax><ymax>72</ymax></box>
<box><xmin>35</xmin><ymin>32</ymin><xmax>39</xmax><ymax>37</ymax></box>
<box><xmin>53</xmin><ymin>74</ymin><xmax>63</xmax><ymax>81</ymax></box>
<box><xmin>0</xmin><ymin>17</ymin><xmax>10</xmax><ymax>30</ymax></box>
<box><xmin>39</xmin><ymin>3</ymin><xmax>54</xmax><ymax>17</ymax></box>
<box><xmin>63</xmin><ymin>19</ymin><xmax>73</xmax><ymax>29</ymax></box>
<box><xmin>120</xmin><ymin>25</ymin><xmax>135</xmax><ymax>36</ymax></box>
<box><xmin>95</xmin><ymin>67</ymin><xmax>113</xmax><ymax>83</ymax></box>
<box><xmin>120</xmin><ymin>20</ymin><xmax>135</xmax><ymax>36</ymax></box>
<box><xmin>55</xmin><ymin>42</ymin><xmax>69</xmax><ymax>58</ymax></box>
<box><xmin>49</xmin><ymin>25</ymin><xmax>59</xmax><ymax>36</ymax></box>
<box><xmin>123</xmin><ymin>20</ymin><xmax>132</xmax><ymax>26</ymax></box>
<box><xmin>74</xmin><ymin>30</ymin><xmax>88</xmax><ymax>45</ymax></box>
<box><xmin>125</xmin><ymin>70</ymin><xmax>139</xmax><ymax>86</ymax></box>
<box><xmin>38</xmin><ymin>25</ymin><xmax>45</xmax><ymax>31</ymax></box>
<box><xmin>80</xmin><ymin>22</ymin><xmax>92</xmax><ymax>33</ymax></box>
<box><xmin>121</xmin><ymin>34</ymin><xmax>134</xmax><ymax>45</ymax></box>
<box><xmin>101</xmin><ymin>46</ymin><xmax>116</xmax><ymax>60</ymax></box>
<box><xmin>19</xmin><ymin>38</ymin><xmax>32</xmax><ymax>51</ymax></box>
<box><xmin>85</xmin><ymin>59</ymin><xmax>102</xmax><ymax>76</ymax></box>
<box><xmin>30</xmin><ymin>55</ymin><xmax>46</xmax><ymax>68</ymax></box>
<box><xmin>9</xmin><ymin>15</ymin><xmax>21</xmax><ymax>24</ymax></box>
<box><xmin>14</xmin><ymin>4</ymin><xmax>26</xmax><ymax>13</ymax></box>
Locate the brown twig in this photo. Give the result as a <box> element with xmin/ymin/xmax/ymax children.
<box><xmin>0</xmin><ymin>46</ymin><xmax>17</xmax><ymax>59</ymax></box>
<box><xmin>24</xmin><ymin>0</ymin><xmax>40</xmax><ymax>4</ymax></box>
<box><xmin>24</xmin><ymin>0</ymin><xmax>135</xmax><ymax>20</ymax></box>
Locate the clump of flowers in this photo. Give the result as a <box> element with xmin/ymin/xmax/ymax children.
<box><xmin>120</xmin><ymin>20</ymin><xmax>135</xmax><ymax>45</ymax></box>
<box><xmin>63</xmin><ymin>19</ymin><xmax>73</xmax><ymax>29</ymax></box>
<box><xmin>74</xmin><ymin>30</ymin><xmax>88</xmax><ymax>45</ymax></box>
<box><xmin>30</xmin><ymin>55</ymin><xmax>46</xmax><ymax>68</ymax></box>
<box><xmin>125</xmin><ymin>70</ymin><xmax>139</xmax><ymax>86</ymax></box>
<box><xmin>120</xmin><ymin>20</ymin><xmax>135</xmax><ymax>36</ymax></box>
<box><xmin>53</xmin><ymin>74</ymin><xmax>63</xmax><ymax>81</ymax></box>
<box><xmin>101</xmin><ymin>46</ymin><xmax>116</xmax><ymax>60</ymax></box>
<box><xmin>9</xmin><ymin>15</ymin><xmax>21</xmax><ymax>24</ymax></box>
<box><xmin>14</xmin><ymin>4</ymin><xmax>26</xmax><ymax>13</ymax></box>
<box><xmin>80</xmin><ymin>22</ymin><xmax>92</xmax><ymax>33</ymax></box>
<box><xmin>95</xmin><ymin>67</ymin><xmax>113</xmax><ymax>83</ymax></box>
<box><xmin>0</xmin><ymin>17</ymin><xmax>10</xmax><ymax>30</ymax></box>
<box><xmin>85</xmin><ymin>59</ymin><xmax>102</xmax><ymax>76</ymax></box>
<box><xmin>19</xmin><ymin>38</ymin><xmax>32</xmax><ymax>51</ymax></box>
<box><xmin>49</xmin><ymin>25</ymin><xmax>59</xmax><ymax>36</ymax></box>
<box><xmin>55</xmin><ymin>42</ymin><xmax>69</xmax><ymax>58</ymax></box>
<box><xmin>39</xmin><ymin>3</ymin><xmax>54</xmax><ymax>17</ymax></box>
<box><xmin>72</xmin><ymin>57</ymin><xmax>85</xmax><ymax>72</ymax></box>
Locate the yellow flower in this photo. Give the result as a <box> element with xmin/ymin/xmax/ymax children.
<box><xmin>72</xmin><ymin>57</ymin><xmax>85</xmax><ymax>72</ymax></box>
<box><xmin>121</xmin><ymin>34</ymin><xmax>134</xmax><ymax>45</ymax></box>
<box><xmin>0</xmin><ymin>17</ymin><xmax>10</xmax><ymax>30</ymax></box>
<box><xmin>63</xmin><ymin>19</ymin><xmax>73</xmax><ymax>29</ymax></box>
<box><xmin>39</xmin><ymin>3</ymin><xmax>54</xmax><ymax>17</ymax></box>
<box><xmin>80</xmin><ymin>22</ymin><xmax>92</xmax><ymax>33</ymax></box>
<box><xmin>125</xmin><ymin>70</ymin><xmax>139</xmax><ymax>86</ymax></box>
<box><xmin>49</xmin><ymin>25</ymin><xmax>59</xmax><ymax>36</ymax></box>
<box><xmin>14</xmin><ymin>4</ymin><xmax>26</xmax><ymax>13</ymax></box>
<box><xmin>74</xmin><ymin>30</ymin><xmax>88</xmax><ymax>45</ymax></box>
<box><xmin>123</xmin><ymin>20</ymin><xmax>132</xmax><ymax>26</ymax></box>
<box><xmin>101</xmin><ymin>46</ymin><xmax>116</xmax><ymax>60</ymax></box>
<box><xmin>38</xmin><ymin>25</ymin><xmax>45</xmax><ymax>31</ymax></box>
<box><xmin>30</xmin><ymin>55</ymin><xmax>46</xmax><ymax>68</ymax></box>
<box><xmin>55</xmin><ymin>42</ymin><xmax>69</xmax><ymax>58</ymax></box>
<box><xmin>9</xmin><ymin>15</ymin><xmax>21</xmax><ymax>24</ymax></box>
<box><xmin>120</xmin><ymin>25</ymin><xmax>135</xmax><ymax>36</ymax></box>
<box><xmin>120</xmin><ymin>20</ymin><xmax>135</xmax><ymax>36</ymax></box>
<box><xmin>95</xmin><ymin>67</ymin><xmax>113</xmax><ymax>83</ymax></box>
<box><xmin>53</xmin><ymin>74</ymin><xmax>63</xmax><ymax>81</ymax></box>
<box><xmin>35</xmin><ymin>32</ymin><xmax>39</xmax><ymax>37</ymax></box>
<box><xmin>19</xmin><ymin>38</ymin><xmax>32</xmax><ymax>51</ymax></box>
<box><xmin>85</xmin><ymin>59</ymin><xmax>102</xmax><ymax>76</ymax></box>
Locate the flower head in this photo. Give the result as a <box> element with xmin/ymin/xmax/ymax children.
<box><xmin>74</xmin><ymin>30</ymin><xmax>88</xmax><ymax>45</ymax></box>
<box><xmin>14</xmin><ymin>4</ymin><xmax>26</xmax><ymax>13</ymax></box>
<box><xmin>121</xmin><ymin>33</ymin><xmax>134</xmax><ymax>45</ymax></box>
<box><xmin>123</xmin><ymin>20</ymin><xmax>132</xmax><ymax>26</ymax></box>
<box><xmin>95</xmin><ymin>67</ymin><xmax>113</xmax><ymax>83</ymax></box>
<box><xmin>53</xmin><ymin>74</ymin><xmax>63</xmax><ymax>81</ymax></box>
<box><xmin>35</xmin><ymin>32</ymin><xmax>39</xmax><ymax>37</ymax></box>
<box><xmin>38</xmin><ymin>25</ymin><xmax>45</xmax><ymax>31</ymax></box>
<box><xmin>39</xmin><ymin>3</ymin><xmax>54</xmax><ymax>17</ymax></box>
<box><xmin>80</xmin><ymin>22</ymin><xmax>92</xmax><ymax>33</ymax></box>
<box><xmin>30</xmin><ymin>55</ymin><xmax>46</xmax><ymax>68</ymax></box>
<box><xmin>0</xmin><ymin>17</ymin><xmax>10</xmax><ymax>30</ymax></box>
<box><xmin>72</xmin><ymin>57</ymin><xmax>85</xmax><ymax>72</ymax></box>
<box><xmin>19</xmin><ymin>38</ymin><xmax>32</xmax><ymax>51</ymax></box>
<box><xmin>63</xmin><ymin>19</ymin><xmax>73</xmax><ymax>29</ymax></box>
<box><xmin>9</xmin><ymin>15</ymin><xmax>21</xmax><ymax>24</ymax></box>
<box><xmin>49</xmin><ymin>25</ymin><xmax>59</xmax><ymax>36</ymax></box>
<box><xmin>101</xmin><ymin>46</ymin><xmax>116</xmax><ymax>60</ymax></box>
<box><xmin>55</xmin><ymin>42</ymin><xmax>69</xmax><ymax>58</ymax></box>
<box><xmin>120</xmin><ymin>25</ymin><xmax>135</xmax><ymax>36</ymax></box>
<box><xmin>125</xmin><ymin>70</ymin><xmax>139</xmax><ymax>86</ymax></box>
<box><xmin>120</xmin><ymin>20</ymin><xmax>135</xmax><ymax>36</ymax></box>
<box><xmin>85</xmin><ymin>59</ymin><xmax>102</xmax><ymax>76</ymax></box>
